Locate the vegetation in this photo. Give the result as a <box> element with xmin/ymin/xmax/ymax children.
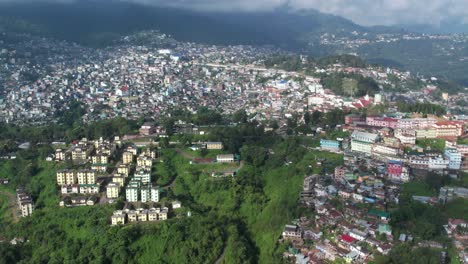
<box><xmin>375</xmin><ymin>244</ymin><xmax>442</xmax><ymax>264</ymax></box>
<box><xmin>0</xmin><ymin>113</ymin><xmax>347</xmax><ymax>263</ymax></box>
<box><xmin>416</xmin><ymin>138</ymin><xmax>446</xmax><ymax>152</ymax></box>
<box><xmin>320</xmin><ymin>72</ymin><xmax>380</xmax><ymax>96</ymax></box>
<box><xmin>397</xmin><ymin>102</ymin><xmax>446</xmax><ymax>116</ymax></box>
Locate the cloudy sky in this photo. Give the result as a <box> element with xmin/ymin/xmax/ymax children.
<box><xmin>2</xmin><ymin>0</ymin><xmax>468</xmax><ymax>26</ymax></box>
<box><xmin>129</xmin><ymin>0</ymin><xmax>468</xmax><ymax>26</ymax></box>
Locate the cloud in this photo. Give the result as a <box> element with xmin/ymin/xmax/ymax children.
<box><xmin>122</xmin><ymin>0</ymin><xmax>468</xmax><ymax>26</ymax></box>
<box><xmin>0</xmin><ymin>0</ymin><xmax>467</xmax><ymax>26</ymax></box>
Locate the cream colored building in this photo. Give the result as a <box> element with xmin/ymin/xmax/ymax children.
<box><xmin>71</xmin><ymin>147</ymin><xmax>88</xmax><ymax>162</ymax></box>
<box><xmin>416</xmin><ymin>128</ymin><xmax>437</xmax><ymax>139</ymax></box>
<box><xmin>92</xmin><ymin>155</ymin><xmax>109</xmax><ymax>164</ymax></box>
<box><xmin>112</xmin><ymin>176</ymin><xmax>125</xmax><ymax>187</ymax></box>
<box><xmin>206</xmin><ymin>142</ymin><xmax>223</xmax><ymax>150</ymax></box>
<box><xmin>111</xmin><ymin>211</ymin><xmax>126</xmax><ymax>225</ymax></box>
<box><xmin>57</xmin><ymin>170</ymin><xmax>76</xmax><ymax>185</ymax></box>
<box><xmin>122</xmin><ymin>152</ymin><xmax>134</xmax><ymax>165</ymax></box>
<box><xmin>106</xmin><ymin>183</ymin><xmax>120</xmax><ymax>199</ymax></box>
<box><xmin>137</xmin><ymin>156</ymin><xmax>153</xmax><ymax>167</ymax></box>
<box><xmin>55</xmin><ymin>149</ymin><xmax>66</xmax><ymax>161</ymax></box>
<box><xmin>77</xmin><ymin>170</ymin><xmax>96</xmax><ymax>184</ymax></box>
<box><xmin>117</xmin><ymin>165</ymin><xmax>130</xmax><ymax>177</ymax></box>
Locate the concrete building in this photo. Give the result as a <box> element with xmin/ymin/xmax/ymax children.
<box><xmin>205</xmin><ymin>142</ymin><xmax>223</xmax><ymax>150</ymax></box>
<box><xmin>444</xmin><ymin>148</ymin><xmax>462</xmax><ymax>170</ymax></box>
<box><xmin>133</xmin><ymin>170</ymin><xmax>151</xmax><ymax>184</ymax></box>
<box><xmin>216</xmin><ymin>154</ymin><xmax>235</xmax><ymax>163</ymax></box>
<box><xmin>117</xmin><ymin>164</ymin><xmax>130</xmax><ymax>177</ymax></box>
<box><xmin>320</xmin><ymin>139</ymin><xmax>341</xmax><ymax>151</ymax></box>
<box><xmin>428</xmin><ymin>157</ymin><xmax>449</xmax><ymax>170</ymax></box>
<box><xmin>111</xmin><ymin>211</ymin><xmax>126</xmax><ymax>225</ymax></box>
<box><xmin>137</xmin><ymin>156</ymin><xmax>153</xmax><ymax>167</ymax></box>
<box><xmin>122</xmin><ymin>152</ymin><xmax>134</xmax><ymax>165</ymax></box>
<box><xmin>107</xmin><ymin>183</ymin><xmax>120</xmax><ymax>199</ymax></box>
<box><xmin>126</xmin><ymin>179</ymin><xmax>141</xmax><ymax>202</ymax></box>
<box><xmin>351</xmin><ymin>140</ymin><xmax>373</xmax><ymax>155</ymax></box>
<box><xmin>16</xmin><ymin>188</ymin><xmax>34</xmax><ymax>217</ymax></box>
<box><xmin>434</xmin><ymin>121</ymin><xmax>464</xmax><ymax>138</ymax></box>
<box><xmin>139</xmin><ymin>122</ymin><xmax>156</xmax><ymax>136</ymax></box>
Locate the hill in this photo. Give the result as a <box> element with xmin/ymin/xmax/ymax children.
<box><xmin>0</xmin><ymin>1</ymin><xmax>467</xmax><ymax>85</ymax></box>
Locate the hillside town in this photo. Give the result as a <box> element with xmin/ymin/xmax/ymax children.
<box><xmin>281</xmin><ymin>114</ymin><xmax>468</xmax><ymax>263</ymax></box>
<box><xmin>1</xmin><ymin>31</ymin><xmax>466</xmax><ymax>126</ymax></box>
<box><xmin>0</xmin><ymin>30</ymin><xmax>467</xmax><ymax>263</ymax></box>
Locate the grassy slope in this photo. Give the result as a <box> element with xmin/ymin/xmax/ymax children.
<box><xmin>0</xmin><ymin>143</ymin><xmax>343</xmax><ymax>263</ymax></box>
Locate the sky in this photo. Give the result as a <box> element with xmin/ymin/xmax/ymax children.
<box><xmin>1</xmin><ymin>0</ymin><xmax>468</xmax><ymax>26</ymax></box>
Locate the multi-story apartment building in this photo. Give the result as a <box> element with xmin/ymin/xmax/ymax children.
<box><xmin>126</xmin><ymin>145</ymin><xmax>138</xmax><ymax>156</ymax></box>
<box><xmin>372</xmin><ymin>144</ymin><xmax>401</xmax><ymax>157</ymax></box>
<box><xmin>107</xmin><ymin>183</ymin><xmax>120</xmax><ymax>199</ymax></box>
<box><xmin>112</xmin><ymin>176</ymin><xmax>125</xmax><ymax>187</ymax></box>
<box><xmin>415</xmin><ymin>128</ymin><xmax>437</xmax><ymax>139</ymax></box>
<box><xmin>428</xmin><ymin>157</ymin><xmax>450</xmax><ymax>170</ymax></box>
<box><xmin>139</xmin><ymin>185</ymin><xmax>159</xmax><ymax>203</ymax></box>
<box><xmin>134</xmin><ymin>170</ymin><xmax>151</xmax><ymax>184</ymax></box>
<box><xmin>75</xmin><ymin>170</ymin><xmax>95</xmax><ymax>185</ymax></box>
<box><xmin>56</xmin><ymin>170</ymin><xmax>77</xmax><ymax>185</ymax></box>
<box><xmin>79</xmin><ymin>184</ymin><xmax>100</xmax><ymax>194</ymax></box>
<box><xmin>92</xmin><ymin>154</ymin><xmax>109</xmax><ymax>164</ymax></box>
<box><xmin>351</xmin><ymin>131</ymin><xmax>379</xmax><ymax>155</ymax></box>
<box><xmin>117</xmin><ymin>164</ymin><xmax>130</xmax><ymax>177</ymax></box>
<box><xmin>394</xmin><ymin>129</ymin><xmax>416</xmax><ymax>145</ymax></box>
<box><xmin>55</xmin><ymin>149</ymin><xmax>66</xmax><ymax>161</ymax></box>
<box><xmin>397</xmin><ymin>118</ymin><xmax>436</xmax><ymax>130</ymax></box>
<box><xmin>71</xmin><ymin>146</ymin><xmax>92</xmax><ymax>163</ymax></box>
<box><xmin>434</xmin><ymin>121</ymin><xmax>464</xmax><ymax>138</ymax></box>
<box><xmin>16</xmin><ymin>188</ymin><xmax>34</xmax><ymax>217</ymax></box>
<box><xmin>122</xmin><ymin>152</ymin><xmax>134</xmax><ymax>165</ymax></box>
<box><xmin>142</xmin><ymin>148</ymin><xmax>157</xmax><ymax>159</ymax></box>
<box><xmin>444</xmin><ymin>148</ymin><xmax>462</xmax><ymax>170</ymax></box>
<box><xmin>137</xmin><ymin>156</ymin><xmax>153</xmax><ymax>167</ymax></box>
<box><xmin>366</xmin><ymin>116</ymin><xmax>398</xmax><ymax>129</ymax></box>
<box><xmin>126</xmin><ymin>180</ymin><xmax>141</xmax><ymax>202</ymax></box>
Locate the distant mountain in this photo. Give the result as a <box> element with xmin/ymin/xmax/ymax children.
<box><xmin>0</xmin><ymin>1</ymin><xmax>467</xmax><ymax>86</ymax></box>
<box><xmin>398</xmin><ymin>20</ymin><xmax>468</xmax><ymax>34</ymax></box>
<box><xmin>0</xmin><ymin>1</ymin><xmax>368</xmax><ymax>48</ymax></box>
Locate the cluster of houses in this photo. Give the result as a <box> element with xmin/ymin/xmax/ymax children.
<box><xmin>53</xmin><ymin>136</ymin><xmax>163</xmax><ymax>208</ymax></box>
<box><xmin>287</xmin><ymin>173</ymin><xmax>399</xmax><ymax>263</ymax></box>
<box><xmin>16</xmin><ymin>188</ymin><xmax>34</xmax><ymax>217</ymax></box>
<box><xmin>111</xmin><ymin>201</ymin><xmax>182</xmax><ymax>226</ymax></box>
<box><xmin>285</xmin><ymin>112</ymin><xmax>468</xmax><ymax>262</ymax></box>
<box><xmin>120</xmin><ymin>146</ymin><xmax>160</xmax><ymax>203</ymax></box>
<box><xmin>316</xmin><ymin>115</ymin><xmax>468</xmax><ymax>177</ymax></box>
<box><xmin>111</xmin><ymin>207</ymin><xmax>169</xmax><ymax>226</ymax></box>
<box><xmin>444</xmin><ymin>218</ymin><xmax>468</xmax><ymax>263</ymax></box>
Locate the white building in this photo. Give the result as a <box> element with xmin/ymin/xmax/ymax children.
<box><xmin>351</xmin><ymin>140</ymin><xmax>373</xmax><ymax>155</ymax></box>
<box><xmin>126</xmin><ymin>186</ymin><xmax>139</xmax><ymax>202</ymax></box>
<box><xmin>428</xmin><ymin>157</ymin><xmax>449</xmax><ymax>170</ymax></box>
<box><xmin>106</xmin><ymin>183</ymin><xmax>120</xmax><ymax>199</ymax></box>
<box><xmin>217</xmin><ymin>154</ymin><xmax>235</xmax><ymax>163</ymax></box>
<box><xmin>444</xmin><ymin>148</ymin><xmax>462</xmax><ymax>170</ymax></box>
<box><xmin>133</xmin><ymin>170</ymin><xmax>151</xmax><ymax>184</ymax></box>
